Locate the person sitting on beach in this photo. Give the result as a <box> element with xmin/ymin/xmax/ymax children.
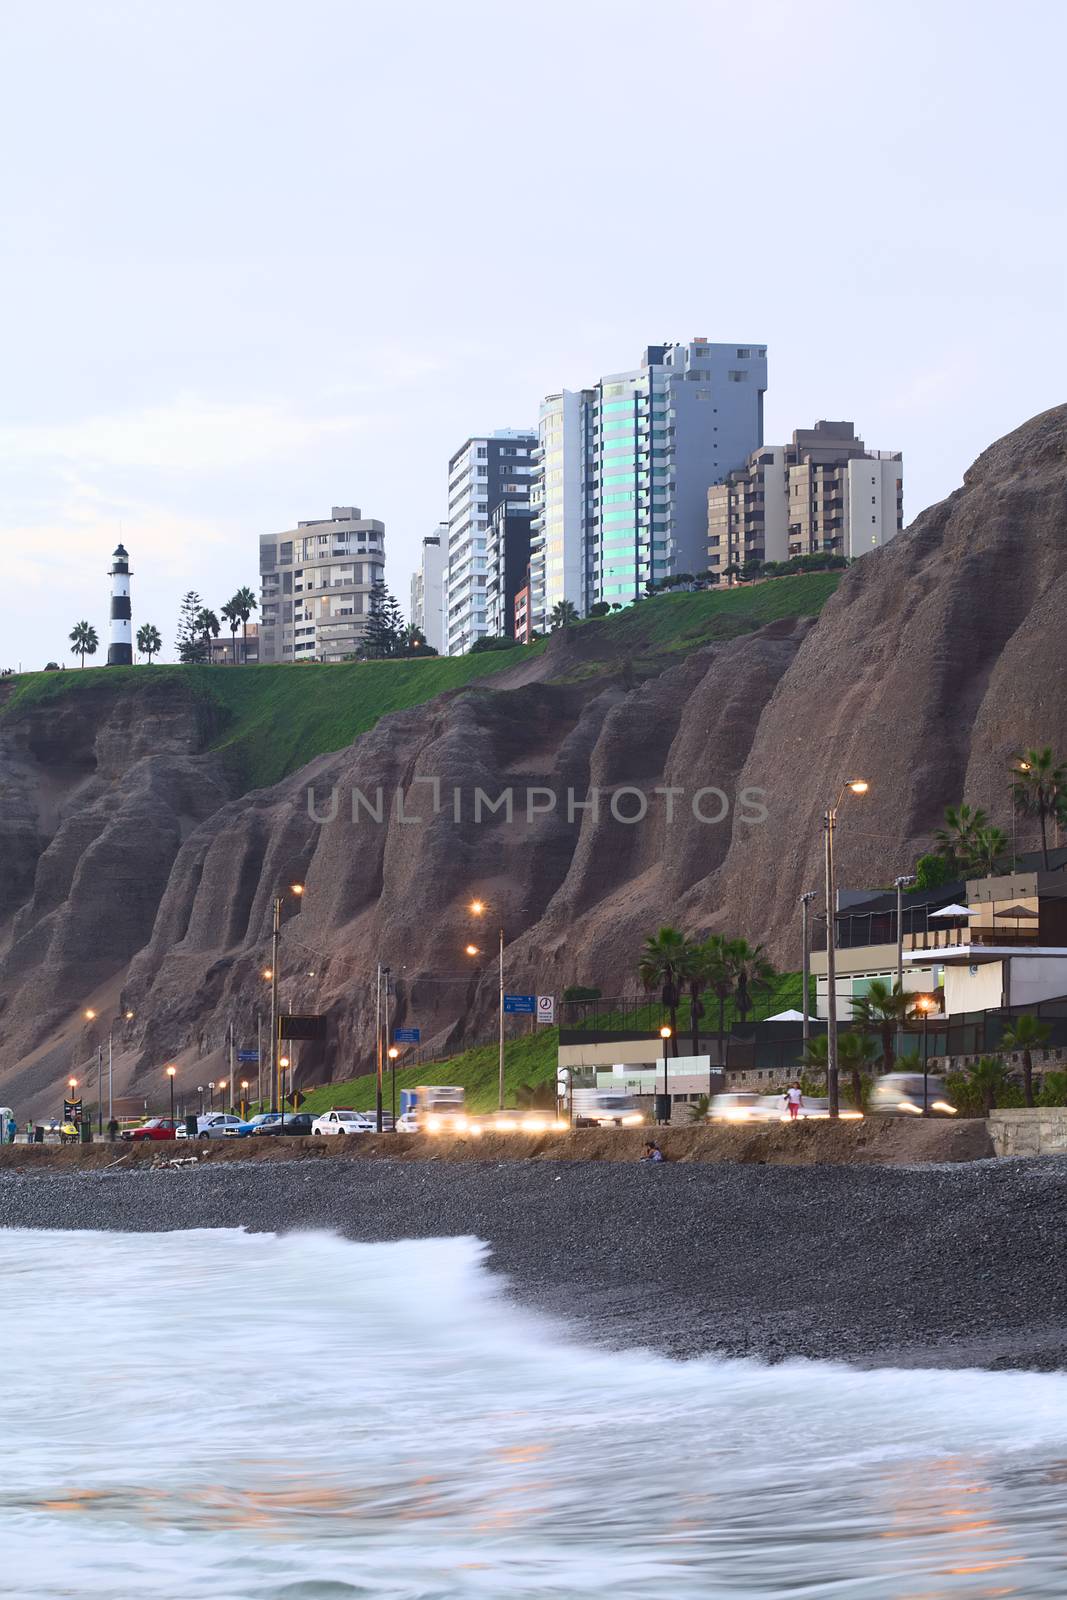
<box><xmin>640</xmin><ymin>1140</ymin><xmax>665</xmax><ymax>1163</ymax></box>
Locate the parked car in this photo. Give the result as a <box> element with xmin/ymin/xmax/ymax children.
<box><xmin>396</xmin><ymin>1111</ymin><xmax>420</xmax><ymax>1133</ymax></box>
<box><xmin>868</xmin><ymin>1073</ymin><xmax>957</xmax><ymax>1117</ymax></box>
<box><xmin>121</xmin><ymin>1117</ymin><xmax>180</xmax><ymax>1142</ymax></box>
<box><xmin>250</xmin><ymin>1112</ymin><xmax>314</xmax><ymax>1137</ymax></box>
<box><xmin>228</xmin><ymin>1113</ymin><xmax>279</xmax><ymax>1138</ymax></box>
<box><xmin>311</xmin><ymin>1109</ymin><xmax>375</xmax><ymax>1136</ymax></box>
<box><xmin>175</xmin><ymin>1114</ymin><xmax>245</xmax><ymax>1140</ymax></box>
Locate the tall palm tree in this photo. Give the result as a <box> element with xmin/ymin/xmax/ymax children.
<box><xmin>681</xmin><ymin>939</ymin><xmax>714</xmax><ymax>1057</ymax></box>
<box><xmin>220</xmin><ymin>598</ymin><xmax>242</xmax><ymax>664</ymax></box>
<box><xmin>703</xmin><ymin>934</ymin><xmax>736</xmax><ymax>1075</ymax></box>
<box><xmin>969</xmin><ymin>1055</ymin><xmax>1009</xmax><ymax>1116</ymax></box>
<box><xmin>549</xmin><ymin>599</ymin><xmax>579</xmax><ymax>631</ymax></box>
<box><xmin>69</xmin><ymin>621</ymin><xmax>98</xmax><ymax>667</ymax></box>
<box><xmin>728</xmin><ymin>938</ymin><xmax>776</xmax><ymax>1022</ymax></box>
<box><xmin>233</xmin><ymin>585</ymin><xmax>258</xmax><ymax>660</ymax></box>
<box><xmin>136</xmin><ymin>623</ymin><xmax>161</xmax><ymax>663</ymax></box>
<box><xmin>850</xmin><ymin>979</ymin><xmax>911</xmax><ymax>1076</ymax></box>
<box><xmin>638</xmin><ymin>927</ymin><xmax>691</xmax><ymax>1056</ymax></box>
<box><xmin>1011</xmin><ymin>748</ymin><xmax>1066</xmax><ymax>870</ymax></box>
<box><xmin>194</xmin><ymin>608</ymin><xmax>220</xmax><ymax>662</ymax></box>
<box><xmin>1001</xmin><ymin>1012</ymin><xmax>1051</xmax><ymax>1108</ymax></box>
<box><xmin>933</xmin><ymin>803</ymin><xmax>988</xmax><ymax>873</ymax></box>
<box><xmin>967</xmin><ymin>824</ymin><xmax>1009</xmax><ymax>876</ymax></box>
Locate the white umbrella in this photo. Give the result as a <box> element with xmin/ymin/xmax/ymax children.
<box><xmin>766</xmin><ymin>1008</ymin><xmax>806</xmax><ymax>1021</ymax></box>
<box><xmin>930</xmin><ymin>903</ymin><xmax>971</xmax><ymax>917</ymax></box>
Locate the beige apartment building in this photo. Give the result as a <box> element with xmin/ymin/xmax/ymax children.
<box><xmin>707</xmin><ymin>420</ymin><xmax>903</xmax><ymax>575</ymax></box>
<box><xmin>259</xmin><ymin>507</ymin><xmax>386</xmax><ymax>663</ymax></box>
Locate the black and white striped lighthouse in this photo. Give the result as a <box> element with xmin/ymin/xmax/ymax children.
<box><xmin>107</xmin><ymin>543</ymin><xmax>133</xmax><ymax>666</ymax></box>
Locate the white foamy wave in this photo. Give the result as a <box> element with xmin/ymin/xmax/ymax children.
<box><xmin>1</xmin><ymin>1227</ymin><xmax>1065</xmax><ymax>1598</ymax></box>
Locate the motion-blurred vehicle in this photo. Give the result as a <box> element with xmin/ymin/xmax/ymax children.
<box><xmin>414</xmin><ymin>1086</ymin><xmax>470</xmax><ymax>1134</ymax></box>
<box><xmin>250</xmin><ymin>1112</ymin><xmax>314</xmax><ymax>1137</ymax></box>
<box><xmin>311</xmin><ymin>1109</ymin><xmax>376</xmax><ymax>1136</ymax></box>
<box><xmin>121</xmin><ymin>1117</ymin><xmax>180</xmax><ymax>1142</ymax></box>
<box><xmin>707</xmin><ymin>1092</ymin><xmax>778</xmax><ymax>1123</ymax></box>
<box><xmin>573</xmin><ymin>1091</ymin><xmax>644</xmax><ymax>1129</ymax></box>
<box><xmin>868</xmin><ymin>1073</ymin><xmax>957</xmax><ymax>1117</ymax></box>
<box><xmin>480</xmin><ymin>1108</ymin><xmax>569</xmax><ymax>1134</ymax></box>
<box><xmin>396</xmin><ymin>1111</ymin><xmax>420</xmax><ymax>1133</ymax></box>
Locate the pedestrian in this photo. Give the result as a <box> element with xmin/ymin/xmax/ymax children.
<box><xmin>640</xmin><ymin>1140</ymin><xmax>665</xmax><ymax>1163</ymax></box>
<box><xmin>107</xmin><ymin>1118</ymin><xmax>120</xmax><ymax>1142</ymax></box>
<box><xmin>5</xmin><ymin>1116</ymin><xmax>15</xmax><ymax>1145</ymax></box>
<box><xmin>785</xmin><ymin>1081</ymin><xmax>803</xmax><ymax>1121</ymax></box>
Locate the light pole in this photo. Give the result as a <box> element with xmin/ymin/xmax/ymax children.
<box><xmin>208</xmin><ymin>1080</ymin><xmax>215</xmax><ymax>1112</ymax></box>
<box><xmin>824</xmin><ymin>779</ymin><xmax>870</xmax><ymax>1119</ymax></box>
<box><xmin>240</xmin><ymin>1079</ymin><xmax>250</xmax><ymax>1118</ymax></box>
<box><xmin>388</xmin><ymin>1046</ymin><xmax>399</xmax><ymax>1131</ymax></box>
<box><xmin>468</xmin><ymin>900</ymin><xmax>507</xmax><ymax>1112</ymax></box>
<box><xmin>218</xmin><ymin>1078</ymin><xmax>228</xmax><ymax>1113</ymax></box>
<box><xmin>268</xmin><ymin>883</ymin><xmax>305</xmax><ymax>1115</ymax></box>
<box><xmin>374</xmin><ymin>963</ymin><xmax>391</xmax><ymax>1134</ymax></box>
<box><xmin>894</xmin><ymin>874</ymin><xmax>916</xmax><ymax>993</ymax></box>
<box><xmin>660</xmin><ymin>1024</ymin><xmax>672</xmax><ymax>1124</ymax></box>
<box><xmin>166</xmin><ymin>1066</ymin><xmax>176</xmax><ymax>1124</ymax></box>
<box><xmin>914</xmin><ymin>993</ymin><xmax>937</xmax><ymax>1114</ymax></box>
<box><xmin>798</xmin><ymin>891</ymin><xmax>815</xmax><ymax>1044</ymax></box>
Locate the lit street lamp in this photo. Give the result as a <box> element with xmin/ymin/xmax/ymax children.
<box><xmin>659</xmin><ymin>1025</ymin><xmax>672</xmax><ymax>1124</ymax></box>
<box><xmin>268</xmin><ymin>884</ymin><xmax>305</xmax><ymax>1115</ymax></box>
<box><xmin>240</xmin><ymin>1079</ymin><xmax>250</xmax><ymax>1117</ymax></box>
<box><xmin>387</xmin><ymin>1046</ymin><xmax>399</xmax><ymax>1130</ymax></box>
<box><xmin>913</xmin><ymin>993</ymin><xmax>938</xmax><ymax>1114</ymax></box>
<box><xmin>467</xmin><ymin>900</ymin><xmax>509</xmax><ymax>1112</ymax></box>
<box><xmin>166</xmin><ymin>1066</ymin><xmax>176</xmax><ymax>1123</ymax></box>
<box><xmin>824</xmin><ymin>779</ymin><xmax>869</xmax><ymax>1119</ymax></box>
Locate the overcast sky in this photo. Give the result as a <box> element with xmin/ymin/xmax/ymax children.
<box><xmin>2</xmin><ymin>0</ymin><xmax>1065</xmax><ymax>669</ymax></box>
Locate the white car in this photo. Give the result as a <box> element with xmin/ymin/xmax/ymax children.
<box><xmin>311</xmin><ymin>1109</ymin><xmax>375</xmax><ymax>1136</ymax></box>
<box><xmin>396</xmin><ymin>1111</ymin><xmax>420</xmax><ymax>1133</ymax></box>
<box><xmin>708</xmin><ymin>1092</ymin><xmax>779</xmax><ymax>1123</ymax></box>
<box><xmin>176</xmin><ymin>1113</ymin><xmax>244</xmax><ymax>1140</ymax></box>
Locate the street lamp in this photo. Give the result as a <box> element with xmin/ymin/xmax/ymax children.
<box><xmin>166</xmin><ymin>1066</ymin><xmax>176</xmax><ymax>1123</ymax></box>
<box><xmin>240</xmin><ymin>1078</ymin><xmax>250</xmax><ymax>1117</ymax></box>
<box><xmin>824</xmin><ymin>779</ymin><xmax>869</xmax><ymax>1119</ymax></box>
<box><xmin>387</xmin><ymin>1046</ymin><xmax>399</xmax><ymax>1131</ymax></box>
<box><xmin>913</xmin><ymin>993</ymin><xmax>938</xmax><ymax>1114</ymax></box>
<box><xmin>659</xmin><ymin>1025</ymin><xmax>672</xmax><ymax>1125</ymax></box>
<box><xmin>798</xmin><ymin>891</ymin><xmax>816</xmax><ymax>1045</ymax></box>
<box><xmin>208</xmin><ymin>1079</ymin><xmax>215</xmax><ymax>1112</ymax></box>
<box><xmin>269</xmin><ymin>883</ymin><xmax>305</xmax><ymax>1116</ymax></box>
<box><xmin>468</xmin><ymin>899</ymin><xmax>507</xmax><ymax>1112</ymax></box>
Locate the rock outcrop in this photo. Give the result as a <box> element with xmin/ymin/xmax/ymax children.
<box><xmin>1</xmin><ymin>404</ymin><xmax>1065</xmax><ymax>1111</ymax></box>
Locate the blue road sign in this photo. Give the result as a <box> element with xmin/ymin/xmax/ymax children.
<box><xmin>237</xmin><ymin>1050</ymin><xmax>259</xmax><ymax>1063</ymax></box>
<box><xmin>503</xmin><ymin>994</ymin><xmax>536</xmax><ymax>1014</ymax></box>
<box><xmin>394</xmin><ymin>1028</ymin><xmax>421</xmax><ymax>1043</ymax></box>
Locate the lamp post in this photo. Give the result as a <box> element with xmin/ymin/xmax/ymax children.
<box><xmin>218</xmin><ymin>1078</ymin><xmax>228</xmax><ymax>1113</ymax></box>
<box><xmin>388</xmin><ymin>1046</ymin><xmax>399</xmax><ymax>1131</ymax></box>
<box><xmin>660</xmin><ymin>1025</ymin><xmax>672</xmax><ymax>1124</ymax></box>
<box><xmin>67</xmin><ymin>1077</ymin><xmax>78</xmax><ymax>1134</ymax></box>
<box><xmin>798</xmin><ymin>891</ymin><xmax>815</xmax><ymax>1044</ymax></box>
<box><xmin>824</xmin><ymin>779</ymin><xmax>870</xmax><ymax>1119</ymax></box>
<box><xmin>166</xmin><ymin>1066</ymin><xmax>176</xmax><ymax>1124</ymax></box>
<box><xmin>266</xmin><ymin>882</ymin><xmax>304</xmax><ymax>1115</ymax></box>
<box><xmin>468</xmin><ymin>900</ymin><xmax>507</xmax><ymax>1112</ymax></box>
<box><xmin>914</xmin><ymin>993</ymin><xmax>938</xmax><ymax>1114</ymax></box>
<box><xmin>240</xmin><ymin>1079</ymin><xmax>250</xmax><ymax>1119</ymax></box>
<box><xmin>894</xmin><ymin>874</ymin><xmax>917</xmax><ymax>994</ymax></box>
<box><xmin>374</xmin><ymin>963</ymin><xmax>391</xmax><ymax>1134</ymax></box>
<box><xmin>208</xmin><ymin>1080</ymin><xmax>215</xmax><ymax>1112</ymax></box>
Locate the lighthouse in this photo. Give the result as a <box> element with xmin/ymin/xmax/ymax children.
<box><xmin>107</xmin><ymin>543</ymin><xmax>133</xmax><ymax>666</ymax></box>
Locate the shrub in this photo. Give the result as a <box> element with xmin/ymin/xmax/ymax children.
<box><xmin>469</xmin><ymin>635</ymin><xmax>519</xmax><ymax>654</ymax></box>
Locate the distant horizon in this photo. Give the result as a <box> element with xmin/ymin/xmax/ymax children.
<box><xmin>3</xmin><ymin>0</ymin><xmax>1065</xmax><ymax>670</ymax></box>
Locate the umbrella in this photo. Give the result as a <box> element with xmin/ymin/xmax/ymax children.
<box><xmin>766</xmin><ymin>1008</ymin><xmax>806</xmax><ymax>1021</ymax></box>
<box><xmin>993</xmin><ymin>902</ymin><xmax>1039</xmax><ymax>919</ymax></box>
<box><xmin>930</xmin><ymin>903</ymin><xmax>971</xmax><ymax>918</ymax></box>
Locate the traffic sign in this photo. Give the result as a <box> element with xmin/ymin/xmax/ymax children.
<box><xmin>394</xmin><ymin>1028</ymin><xmax>421</xmax><ymax>1043</ymax></box>
<box><xmin>237</xmin><ymin>1050</ymin><xmax>259</xmax><ymax>1063</ymax></box>
<box><xmin>280</xmin><ymin>1013</ymin><xmax>327</xmax><ymax>1040</ymax></box>
<box><xmin>503</xmin><ymin>994</ymin><xmax>536</xmax><ymax>1014</ymax></box>
<box><xmin>537</xmin><ymin>994</ymin><xmax>556</xmax><ymax>1024</ymax></box>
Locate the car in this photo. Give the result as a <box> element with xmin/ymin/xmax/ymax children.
<box><xmin>250</xmin><ymin>1112</ymin><xmax>314</xmax><ymax>1137</ymax></box>
<box><xmin>477</xmin><ymin>1109</ymin><xmax>569</xmax><ymax>1134</ymax></box>
<box><xmin>396</xmin><ymin>1111</ymin><xmax>420</xmax><ymax>1133</ymax></box>
<box><xmin>868</xmin><ymin>1073</ymin><xmax>957</xmax><ymax>1117</ymax></box>
<box><xmin>121</xmin><ymin>1117</ymin><xmax>180</xmax><ymax>1142</ymax></box>
<box><xmin>573</xmin><ymin>1092</ymin><xmax>645</xmax><ymax>1129</ymax></box>
<box><xmin>707</xmin><ymin>1092</ymin><xmax>779</xmax><ymax>1123</ymax></box>
<box><xmin>227</xmin><ymin>1112</ymin><xmax>279</xmax><ymax>1138</ymax></box>
<box><xmin>311</xmin><ymin>1109</ymin><xmax>376</xmax><ymax>1136</ymax></box>
<box><xmin>188</xmin><ymin>1113</ymin><xmax>246</xmax><ymax>1140</ymax></box>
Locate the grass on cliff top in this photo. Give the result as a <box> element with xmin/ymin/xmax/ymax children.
<box><xmin>3</xmin><ymin>574</ymin><xmax>840</xmax><ymax>789</ymax></box>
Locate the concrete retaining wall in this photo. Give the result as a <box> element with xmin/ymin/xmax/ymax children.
<box><xmin>989</xmin><ymin>1108</ymin><xmax>1067</xmax><ymax>1157</ymax></box>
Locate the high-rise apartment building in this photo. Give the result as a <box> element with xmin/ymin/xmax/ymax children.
<box><xmin>485</xmin><ymin>503</ymin><xmax>534</xmax><ymax>639</ymax></box>
<box><xmin>259</xmin><ymin>506</ymin><xmax>385</xmax><ymax>663</ymax></box>
<box><xmin>706</xmin><ymin>421</ymin><xmax>903</xmax><ymax>575</ymax></box>
<box><xmin>446</xmin><ymin>430</ymin><xmax>536</xmax><ymax>654</ymax></box>
<box><xmin>527</xmin><ymin>340</ymin><xmax>767</xmax><ymax>629</ymax></box>
<box><xmin>410</xmin><ymin>525</ymin><xmax>447</xmax><ymax>654</ymax></box>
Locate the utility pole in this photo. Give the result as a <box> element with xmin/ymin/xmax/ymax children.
<box><xmin>824</xmin><ymin>806</ymin><xmax>839</xmax><ymax>1118</ymax></box>
<box><xmin>894</xmin><ymin>873</ymin><xmax>916</xmax><ymax>994</ymax></box>
<box><xmin>498</xmin><ymin>926</ymin><xmax>505</xmax><ymax>1113</ymax></box>
<box><xmin>270</xmin><ymin>896</ymin><xmax>281</xmax><ymax>1112</ymax></box>
<box><xmin>799</xmin><ymin>891</ymin><xmax>815</xmax><ymax>1045</ymax></box>
<box><xmin>375</xmin><ymin>962</ymin><xmax>384</xmax><ymax>1134</ymax></box>
<box><xmin>256</xmin><ymin>1010</ymin><xmax>262</xmax><ymax>1108</ymax></box>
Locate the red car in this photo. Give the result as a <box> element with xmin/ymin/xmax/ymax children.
<box><xmin>121</xmin><ymin>1118</ymin><xmax>180</xmax><ymax>1142</ymax></box>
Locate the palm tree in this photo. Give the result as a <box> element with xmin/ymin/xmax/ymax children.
<box><xmin>232</xmin><ymin>585</ymin><xmax>258</xmax><ymax>660</ymax></box>
<box><xmin>638</xmin><ymin>927</ymin><xmax>691</xmax><ymax>1056</ymax></box>
<box><xmin>933</xmin><ymin>803</ymin><xmax>988</xmax><ymax>874</ymax></box>
<box><xmin>850</xmin><ymin>979</ymin><xmax>911</xmax><ymax>1076</ymax></box>
<box><xmin>686</xmin><ymin>1094</ymin><xmax>710</xmax><ymax>1124</ymax></box>
<box><xmin>194</xmin><ymin>608</ymin><xmax>220</xmax><ymax>661</ymax></box>
<box><xmin>69</xmin><ymin>621</ymin><xmax>98</xmax><ymax>667</ymax></box>
<box><xmin>838</xmin><ymin>1030</ymin><xmax>880</xmax><ymax>1113</ymax></box>
<box><xmin>1001</xmin><ymin>1012</ymin><xmax>1051</xmax><ymax>1108</ymax></box>
<box><xmin>681</xmin><ymin>939</ymin><xmax>715</xmax><ymax>1057</ymax></box>
<box><xmin>1011</xmin><ymin>748</ymin><xmax>1066</xmax><ymax>869</ymax></box>
<box><xmin>703</xmin><ymin>934</ymin><xmax>736</xmax><ymax>1075</ymax></box>
<box><xmin>136</xmin><ymin>623</ymin><xmax>161</xmax><ymax>663</ymax></box>
<box><xmin>969</xmin><ymin>1054</ymin><xmax>1009</xmax><ymax>1116</ymax></box>
<box><xmin>728</xmin><ymin>938</ymin><xmax>776</xmax><ymax>1022</ymax></box>
<box><xmin>800</xmin><ymin>1034</ymin><xmax>829</xmax><ymax>1085</ymax></box>
<box><xmin>220</xmin><ymin>598</ymin><xmax>242</xmax><ymax>664</ymax></box>
<box><xmin>967</xmin><ymin>824</ymin><xmax>1009</xmax><ymax>876</ymax></box>
<box><xmin>549</xmin><ymin>599</ymin><xmax>579</xmax><ymax>631</ymax></box>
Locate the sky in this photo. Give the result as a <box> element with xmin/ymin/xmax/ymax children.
<box><xmin>1</xmin><ymin>0</ymin><xmax>1065</xmax><ymax>670</ymax></box>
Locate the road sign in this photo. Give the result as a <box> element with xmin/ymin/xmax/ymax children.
<box><xmin>279</xmin><ymin>1013</ymin><xmax>327</xmax><ymax>1040</ymax></box>
<box><xmin>237</xmin><ymin>1050</ymin><xmax>259</xmax><ymax>1063</ymax></box>
<box><xmin>394</xmin><ymin>1028</ymin><xmax>421</xmax><ymax>1043</ymax></box>
<box><xmin>503</xmin><ymin>994</ymin><xmax>536</xmax><ymax>1014</ymax></box>
<box><xmin>537</xmin><ymin>994</ymin><xmax>556</xmax><ymax>1024</ymax></box>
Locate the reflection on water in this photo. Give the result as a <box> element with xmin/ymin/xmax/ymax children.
<box><xmin>1</xmin><ymin>1227</ymin><xmax>1066</xmax><ymax>1598</ymax></box>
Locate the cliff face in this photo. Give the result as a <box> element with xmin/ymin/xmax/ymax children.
<box><xmin>2</xmin><ymin>404</ymin><xmax>1066</xmax><ymax>1111</ymax></box>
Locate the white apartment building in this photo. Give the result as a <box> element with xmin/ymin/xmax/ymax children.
<box><xmin>528</xmin><ymin>389</ymin><xmax>590</xmax><ymax>631</ymax></box>
<box><xmin>259</xmin><ymin>506</ymin><xmax>385</xmax><ymax>663</ymax></box>
<box><xmin>446</xmin><ymin>429</ymin><xmax>535</xmax><ymax>655</ymax></box>
<box><xmin>410</xmin><ymin>525</ymin><xmax>447</xmax><ymax>654</ymax></box>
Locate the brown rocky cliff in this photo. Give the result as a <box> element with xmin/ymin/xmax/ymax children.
<box><xmin>1</xmin><ymin>404</ymin><xmax>1066</xmax><ymax>1111</ymax></box>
